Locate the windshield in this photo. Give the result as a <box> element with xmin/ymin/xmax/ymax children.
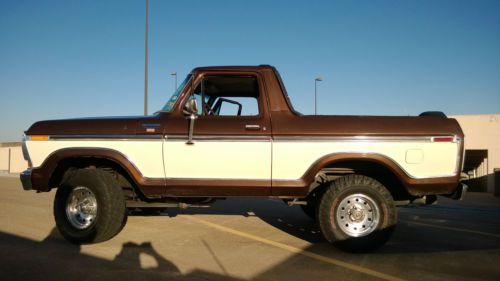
<box><xmin>160</xmin><ymin>74</ymin><xmax>192</xmax><ymax>112</ymax></box>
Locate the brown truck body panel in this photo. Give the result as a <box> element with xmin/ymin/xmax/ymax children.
<box><xmin>24</xmin><ymin>65</ymin><xmax>464</xmax><ymax>199</ymax></box>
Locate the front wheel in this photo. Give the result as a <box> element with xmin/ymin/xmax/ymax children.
<box><xmin>317</xmin><ymin>175</ymin><xmax>397</xmax><ymax>252</ymax></box>
<box><xmin>54</xmin><ymin>169</ymin><xmax>127</xmax><ymax>244</ymax></box>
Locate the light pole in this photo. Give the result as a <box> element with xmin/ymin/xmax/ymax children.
<box><xmin>144</xmin><ymin>0</ymin><xmax>149</xmax><ymax>116</ymax></box>
<box><xmin>171</xmin><ymin>72</ymin><xmax>177</xmax><ymax>91</ymax></box>
<box><xmin>314</xmin><ymin>76</ymin><xmax>323</xmax><ymax>115</ymax></box>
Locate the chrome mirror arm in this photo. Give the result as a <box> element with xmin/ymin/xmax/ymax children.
<box><xmin>186</xmin><ymin>113</ymin><xmax>197</xmax><ymax>145</ymax></box>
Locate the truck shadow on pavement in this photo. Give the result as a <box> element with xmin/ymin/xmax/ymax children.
<box><xmin>0</xmin><ymin>228</ymin><xmax>244</xmax><ymax>281</ymax></box>
<box><xmin>134</xmin><ymin>197</ymin><xmax>500</xmax><ymax>254</ymax></box>
<box><xmin>0</xmin><ymin>227</ymin><xmax>403</xmax><ymax>281</ymax></box>
<box><xmin>2</xmin><ymin>214</ymin><xmax>500</xmax><ymax>281</ymax></box>
<box><xmin>3</xmin><ymin>198</ymin><xmax>498</xmax><ymax>280</ymax></box>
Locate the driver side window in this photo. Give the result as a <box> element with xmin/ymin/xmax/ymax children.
<box><xmin>191</xmin><ymin>75</ymin><xmax>260</xmax><ymax>117</ymax></box>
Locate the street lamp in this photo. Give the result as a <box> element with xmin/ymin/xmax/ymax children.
<box><xmin>144</xmin><ymin>0</ymin><xmax>149</xmax><ymax>116</ymax></box>
<box><xmin>171</xmin><ymin>72</ymin><xmax>177</xmax><ymax>91</ymax></box>
<box><xmin>314</xmin><ymin>76</ymin><xmax>323</xmax><ymax>115</ymax></box>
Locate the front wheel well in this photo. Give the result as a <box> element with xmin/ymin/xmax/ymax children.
<box><xmin>49</xmin><ymin>157</ymin><xmax>143</xmax><ymax>200</ymax></box>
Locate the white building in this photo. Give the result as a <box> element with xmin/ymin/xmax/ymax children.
<box><xmin>451</xmin><ymin>114</ymin><xmax>500</xmax><ymax>194</ymax></box>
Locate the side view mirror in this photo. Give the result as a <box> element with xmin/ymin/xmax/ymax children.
<box><xmin>183</xmin><ymin>98</ymin><xmax>198</xmax><ymax>115</ymax></box>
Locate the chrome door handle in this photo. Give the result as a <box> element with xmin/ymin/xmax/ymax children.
<box><xmin>245</xmin><ymin>124</ymin><xmax>260</xmax><ymax>130</ymax></box>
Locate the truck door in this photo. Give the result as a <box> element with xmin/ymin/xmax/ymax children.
<box><xmin>163</xmin><ymin>73</ymin><xmax>272</xmax><ymax>196</ymax></box>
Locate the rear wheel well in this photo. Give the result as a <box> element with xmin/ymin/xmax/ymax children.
<box><xmin>316</xmin><ymin>161</ymin><xmax>412</xmax><ymax>201</ymax></box>
<box><xmin>49</xmin><ymin>157</ymin><xmax>144</xmax><ymax>200</ymax></box>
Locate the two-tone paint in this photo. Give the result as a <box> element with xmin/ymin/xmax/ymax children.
<box><xmin>21</xmin><ymin>65</ymin><xmax>465</xmax><ymax>199</ymax></box>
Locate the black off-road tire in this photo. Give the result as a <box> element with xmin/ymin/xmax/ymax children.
<box><xmin>54</xmin><ymin>169</ymin><xmax>127</xmax><ymax>244</ymax></box>
<box><xmin>317</xmin><ymin>174</ymin><xmax>397</xmax><ymax>252</ymax></box>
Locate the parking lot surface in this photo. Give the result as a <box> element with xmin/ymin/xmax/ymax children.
<box><xmin>1</xmin><ymin>175</ymin><xmax>499</xmax><ymax>281</ymax></box>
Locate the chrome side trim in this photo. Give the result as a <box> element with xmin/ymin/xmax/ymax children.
<box><xmin>165</xmin><ymin>135</ymin><xmax>451</xmax><ymax>142</ymax></box>
<box><xmin>165</xmin><ymin>135</ymin><xmax>272</xmax><ymax>142</ymax></box>
<box><xmin>44</xmin><ymin>134</ymin><xmax>457</xmax><ymax>143</ymax></box>
<box><xmin>47</xmin><ymin>135</ymin><xmax>162</xmax><ymax>141</ymax></box>
<box><xmin>273</xmin><ymin>135</ymin><xmax>456</xmax><ymax>142</ymax></box>
<box><xmin>165</xmin><ymin>177</ymin><xmax>269</xmax><ymax>181</ymax></box>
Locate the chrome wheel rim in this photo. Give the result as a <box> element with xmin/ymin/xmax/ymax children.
<box><xmin>65</xmin><ymin>186</ymin><xmax>97</xmax><ymax>229</ymax></box>
<box><xmin>336</xmin><ymin>193</ymin><xmax>380</xmax><ymax>237</ymax></box>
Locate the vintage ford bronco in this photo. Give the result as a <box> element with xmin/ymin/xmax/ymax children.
<box><xmin>20</xmin><ymin>65</ymin><xmax>467</xmax><ymax>251</ymax></box>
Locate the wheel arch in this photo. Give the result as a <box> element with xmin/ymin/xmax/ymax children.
<box><xmin>305</xmin><ymin>153</ymin><xmax>413</xmax><ymax>200</ymax></box>
<box><xmin>32</xmin><ymin>148</ymin><xmax>144</xmax><ymax>195</ymax></box>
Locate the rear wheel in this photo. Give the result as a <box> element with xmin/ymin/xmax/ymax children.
<box><xmin>54</xmin><ymin>169</ymin><xmax>127</xmax><ymax>244</ymax></box>
<box><xmin>317</xmin><ymin>174</ymin><xmax>397</xmax><ymax>252</ymax></box>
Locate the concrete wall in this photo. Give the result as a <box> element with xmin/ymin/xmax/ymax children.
<box><xmin>9</xmin><ymin>147</ymin><xmax>27</xmax><ymax>173</ymax></box>
<box><xmin>0</xmin><ymin>145</ymin><xmax>28</xmax><ymax>174</ymax></box>
<box><xmin>451</xmin><ymin>114</ymin><xmax>500</xmax><ymax>193</ymax></box>
<box><xmin>0</xmin><ymin>148</ymin><xmax>9</xmax><ymax>171</ymax></box>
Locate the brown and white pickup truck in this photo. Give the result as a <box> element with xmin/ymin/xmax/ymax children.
<box><xmin>20</xmin><ymin>65</ymin><xmax>467</xmax><ymax>251</ymax></box>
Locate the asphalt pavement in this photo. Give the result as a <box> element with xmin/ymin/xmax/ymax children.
<box><xmin>1</xmin><ymin>175</ymin><xmax>499</xmax><ymax>281</ymax></box>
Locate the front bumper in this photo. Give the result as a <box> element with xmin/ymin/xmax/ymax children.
<box><xmin>20</xmin><ymin>169</ymin><xmax>33</xmax><ymax>190</ymax></box>
<box><xmin>445</xmin><ymin>182</ymin><xmax>468</xmax><ymax>200</ymax></box>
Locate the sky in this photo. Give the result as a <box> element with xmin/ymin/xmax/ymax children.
<box><xmin>1</xmin><ymin>0</ymin><xmax>499</xmax><ymax>141</ymax></box>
